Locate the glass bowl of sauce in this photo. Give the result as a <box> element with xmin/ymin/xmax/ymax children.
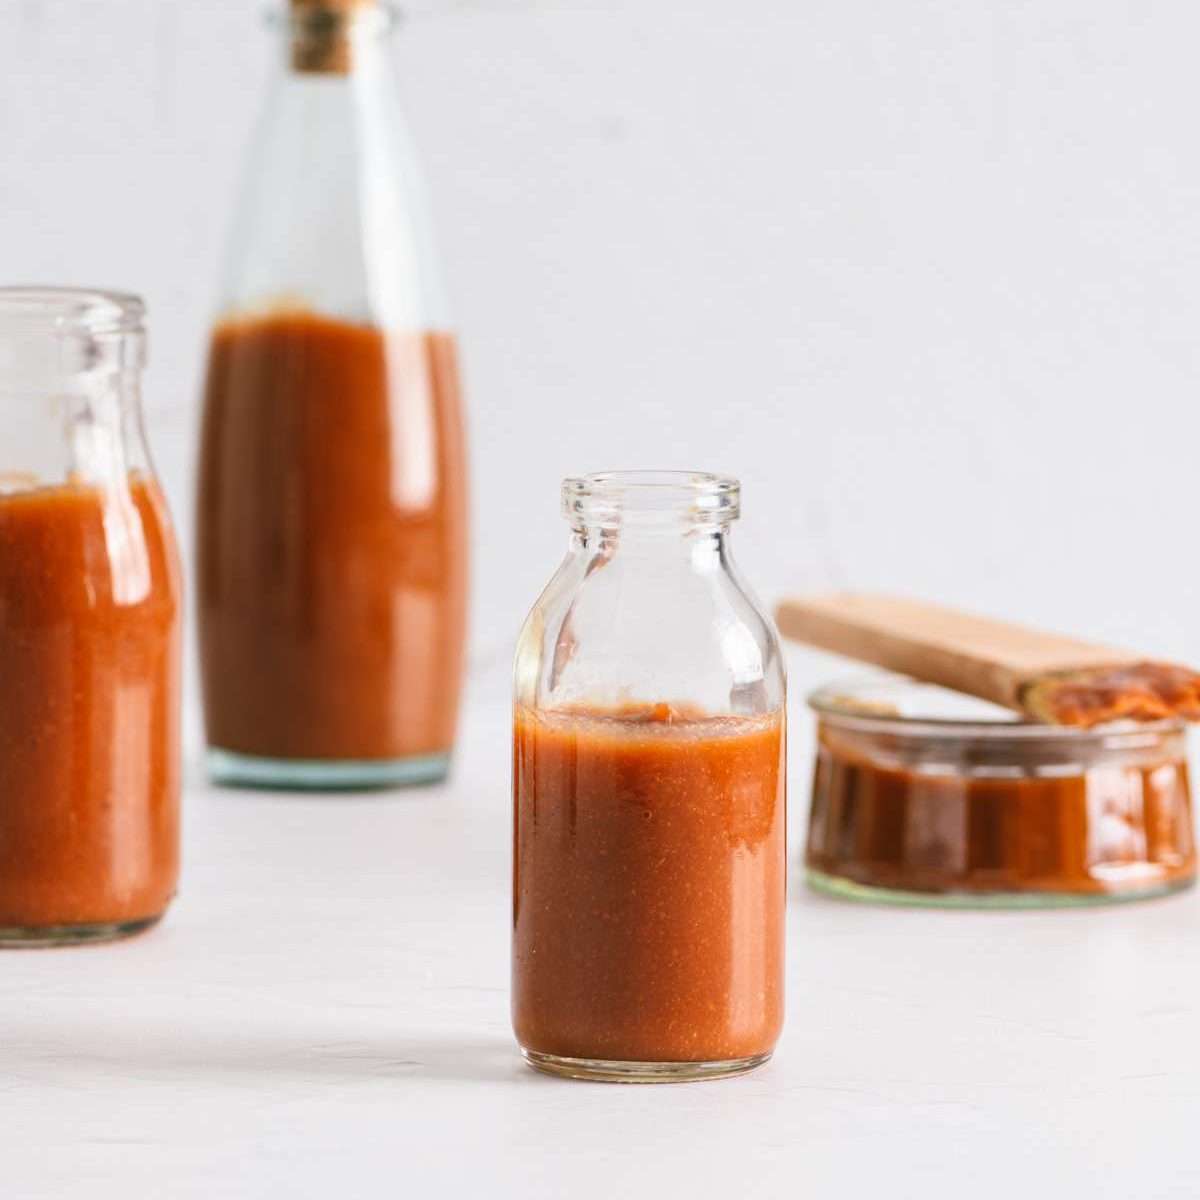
<box><xmin>805</xmin><ymin>676</ymin><xmax>1195</xmax><ymax>907</ymax></box>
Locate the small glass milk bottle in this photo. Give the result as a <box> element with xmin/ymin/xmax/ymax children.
<box><xmin>512</xmin><ymin>472</ymin><xmax>787</xmax><ymax>1082</ymax></box>
<box><xmin>0</xmin><ymin>288</ymin><xmax>182</xmax><ymax>945</ymax></box>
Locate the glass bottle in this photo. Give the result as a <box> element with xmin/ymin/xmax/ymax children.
<box><xmin>512</xmin><ymin>472</ymin><xmax>787</xmax><ymax>1082</ymax></box>
<box><xmin>196</xmin><ymin>0</ymin><xmax>467</xmax><ymax>790</ymax></box>
<box><xmin>0</xmin><ymin>288</ymin><xmax>182</xmax><ymax>945</ymax></box>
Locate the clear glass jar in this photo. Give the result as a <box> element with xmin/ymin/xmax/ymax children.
<box><xmin>0</xmin><ymin>288</ymin><xmax>182</xmax><ymax>945</ymax></box>
<box><xmin>196</xmin><ymin>0</ymin><xmax>467</xmax><ymax>790</ymax></box>
<box><xmin>513</xmin><ymin>472</ymin><xmax>787</xmax><ymax>1082</ymax></box>
<box><xmin>806</xmin><ymin>676</ymin><xmax>1196</xmax><ymax>907</ymax></box>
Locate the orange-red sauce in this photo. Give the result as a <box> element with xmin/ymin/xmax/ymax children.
<box><xmin>806</xmin><ymin>730</ymin><xmax>1196</xmax><ymax>897</ymax></box>
<box><xmin>197</xmin><ymin>311</ymin><xmax>467</xmax><ymax>762</ymax></box>
<box><xmin>0</xmin><ymin>477</ymin><xmax>181</xmax><ymax>930</ymax></box>
<box><xmin>513</xmin><ymin>704</ymin><xmax>786</xmax><ymax>1063</ymax></box>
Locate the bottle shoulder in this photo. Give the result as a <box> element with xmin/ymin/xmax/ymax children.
<box><xmin>514</xmin><ymin>542</ymin><xmax>785</xmax><ymax>715</ymax></box>
<box><xmin>217</xmin><ymin>75</ymin><xmax>450</xmax><ymax>328</ymax></box>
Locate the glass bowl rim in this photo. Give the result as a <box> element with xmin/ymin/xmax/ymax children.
<box><xmin>808</xmin><ymin>674</ymin><xmax>1185</xmax><ymax>746</ymax></box>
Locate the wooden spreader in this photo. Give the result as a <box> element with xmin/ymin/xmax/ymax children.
<box><xmin>775</xmin><ymin>593</ymin><xmax>1200</xmax><ymax>728</ymax></box>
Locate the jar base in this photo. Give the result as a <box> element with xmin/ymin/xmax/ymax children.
<box><xmin>0</xmin><ymin>914</ymin><xmax>162</xmax><ymax>948</ymax></box>
<box><xmin>806</xmin><ymin>866</ymin><xmax>1197</xmax><ymax>909</ymax></box>
<box><xmin>521</xmin><ymin>1048</ymin><xmax>771</xmax><ymax>1084</ymax></box>
<box><xmin>206</xmin><ymin>748</ymin><xmax>450</xmax><ymax>791</ymax></box>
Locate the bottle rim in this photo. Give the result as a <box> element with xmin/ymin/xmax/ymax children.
<box><xmin>0</xmin><ymin>287</ymin><xmax>144</xmax><ymax>337</ymax></box>
<box><xmin>562</xmin><ymin>470</ymin><xmax>741</xmax><ymax>527</ymax></box>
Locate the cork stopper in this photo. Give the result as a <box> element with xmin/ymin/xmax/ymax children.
<box><xmin>289</xmin><ymin>0</ymin><xmax>378</xmax><ymax>75</ymax></box>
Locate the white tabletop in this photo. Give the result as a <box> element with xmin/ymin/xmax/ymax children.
<box><xmin>5</xmin><ymin>661</ymin><xmax>1199</xmax><ymax>1199</ymax></box>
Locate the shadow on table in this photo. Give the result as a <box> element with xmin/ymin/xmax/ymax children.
<box><xmin>7</xmin><ymin>1021</ymin><xmax>526</xmax><ymax>1086</ymax></box>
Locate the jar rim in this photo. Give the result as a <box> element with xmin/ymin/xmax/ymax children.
<box><xmin>0</xmin><ymin>287</ymin><xmax>144</xmax><ymax>337</ymax></box>
<box><xmin>809</xmin><ymin>674</ymin><xmax>1184</xmax><ymax>746</ymax></box>
<box><xmin>562</xmin><ymin>470</ymin><xmax>740</xmax><ymax>526</ymax></box>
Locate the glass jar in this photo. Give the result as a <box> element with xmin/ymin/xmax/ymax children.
<box><xmin>196</xmin><ymin>0</ymin><xmax>467</xmax><ymax>790</ymax></box>
<box><xmin>512</xmin><ymin>472</ymin><xmax>787</xmax><ymax>1082</ymax></box>
<box><xmin>806</xmin><ymin>676</ymin><xmax>1196</xmax><ymax>907</ymax></box>
<box><xmin>0</xmin><ymin>288</ymin><xmax>182</xmax><ymax>945</ymax></box>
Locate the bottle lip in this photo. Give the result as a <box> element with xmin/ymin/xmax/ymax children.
<box><xmin>0</xmin><ymin>287</ymin><xmax>144</xmax><ymax>337</ymax></box>
<box><xmin>562</xmin><ymin>470</ymin><xmax>741</xmax><ymax>528</ymax></box>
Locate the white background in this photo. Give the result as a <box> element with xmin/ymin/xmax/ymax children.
<box><xmin>2</xmin><ymin>2</ymin><xmax>1200</xmax><ymax>1195</ymax></box>
<box><xmin>4</xmin><ymin>0</ymin><xmax>1199</xmax><ymax>719</ymax></box>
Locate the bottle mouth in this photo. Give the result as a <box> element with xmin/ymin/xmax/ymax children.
<box><xmin>0</xmin><ymin>287</ymin><xmax>144</xmax><ymax>336</ymax></box>
<box><xmin>562</xmin><ymin>471</ymin><xmax>741</xmax><ymax>528</ymax></box>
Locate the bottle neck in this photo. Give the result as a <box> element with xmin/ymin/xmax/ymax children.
<box><xmin>0</xmin><ymin>290</ymin><xmax>150</xmax><ymax>490</ymax></box>
<box><xmin>571</xmin><ymin>520</ymin><xmax>733</xmax><ymax>570</ymax></box>
<box><xmin>561</xmin><ymin>472</ymin><xmax>742</xmax><ymax>571</ymax></box>
<box><xmin>222</xmin><ymin>0</ymin><xmax>450</xmax><ymax>328</ymax></box>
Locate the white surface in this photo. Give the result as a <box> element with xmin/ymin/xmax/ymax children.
<box><xmin>5</xmin><ymin>653</ymin><xmax>1200</xmax><ymax>1199</ymax></box>
<box><xmin>4</xmin><ymin>3</ymin><xmax>1200</xmax><ymax>1193</ymax></box>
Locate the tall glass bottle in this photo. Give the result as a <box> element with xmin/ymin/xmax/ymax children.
<box><xmin>197</xmin><ymin>0</ymin><xmax>468</xmax><ymax>789</ymax></box>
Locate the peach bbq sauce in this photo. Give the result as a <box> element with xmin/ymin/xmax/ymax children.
<box><xmin>197</xmin><ymin>310</ymin><xmax>467</xmax><ymax>765</ymax></box>
<box><xmin>806</xmin><ymin>740</ymin><xmax>1195</xmax><ymax>898</ymax></box>
<box><xmin>0</xmin><ymin>477</ymin><xmax>181</xmax><ymax>931</ymax></box>
<box><xmin>513</xmin><ymin>704</ymin><xmax>786</xmax><ymax>1067</ymax></box>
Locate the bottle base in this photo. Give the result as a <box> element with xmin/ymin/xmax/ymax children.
<box><xmin>521</xmin><ymin>1048</ymin><xmax>771</xmax><ymax>1084</ymax></box>
<box><xmin>806</xmin><ymin>866</ymin><xmax>1196</xmax><ymax>909</ymax></box>
<box><xmin>0</xmin><ymin>914</ymin><xmax>162</xmax><ymax>948</ymax></box>
<box><xmin>206</xmin><ymin>748</ymin><xmax>450</xmax><ymax>791</ymax></box>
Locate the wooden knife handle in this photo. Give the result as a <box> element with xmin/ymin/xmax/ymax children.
<box><xmin>774</xmin><ymin>593</ymin><xmax>1133</xmax><ymax>715</ymax></box>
